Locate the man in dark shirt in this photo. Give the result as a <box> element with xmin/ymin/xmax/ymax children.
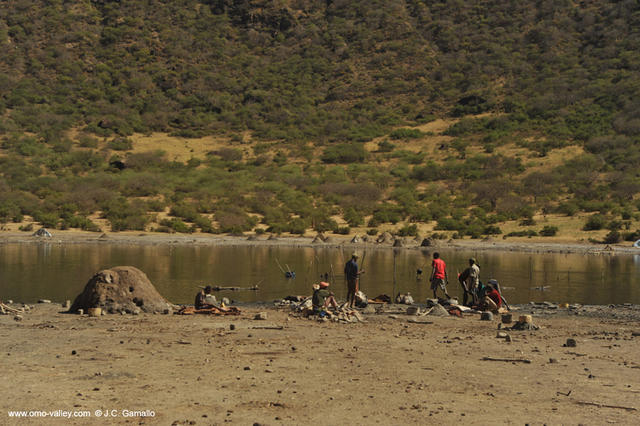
<box><xmin>344</xmin><ymin>253</ymin><xmax>364</xmax><ymax>308</ymax></box>
<box><xmin>195</xmin><ymin>285</ymin><xmax>215</xmax><ymax>310</ymax></box>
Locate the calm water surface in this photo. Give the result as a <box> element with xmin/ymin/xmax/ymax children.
<box><xmin>1</xmin><ymin>243</ymin><xmax>639</xmax><ymax>305</ymax></box>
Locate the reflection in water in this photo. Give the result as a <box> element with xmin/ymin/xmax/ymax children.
<box><xmin>0</xmin><ymin>243</ymin><xmax>638</xmax><ymax>305</ymax></box>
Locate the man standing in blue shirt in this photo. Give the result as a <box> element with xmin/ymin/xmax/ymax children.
<box><xmin>344</xmin><ymin>253</ymin><xmax>364</xmax><ymax>308</ymax></box>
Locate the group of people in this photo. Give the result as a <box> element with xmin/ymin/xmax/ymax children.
<box><xmin>430</xmin><ymin>252</ymin><xmax>504</xmax><ymax>313</ymax></box>
<box><xmin>311</xmin><ymin>251</ymin><xmax>505</xmax><ymax>315</ymax></box>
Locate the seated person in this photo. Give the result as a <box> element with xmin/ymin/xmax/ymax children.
<box><xmin>195</xmin><ymin>286</ymin><xmax>217</xmax><ymax>310</ymax></box>
<box><xmin>312</xmin><ymin>282</ymin><xmax>338</xmax><ymax>313</ymax></box>
<box><xmin>480</xmin><ymin>283</ymin><xmax>502</xmax><ymax>313</ymax></box>
<box><xmin>204</xmin><ymin>285</ymin><xmax>218</xmax><ymax>305</ymax></box>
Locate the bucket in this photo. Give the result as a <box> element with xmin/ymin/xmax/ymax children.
<box><xmin>406</xmin><ymin>306</ymin><xmax>420</xmax><ymax>315</ymax></box>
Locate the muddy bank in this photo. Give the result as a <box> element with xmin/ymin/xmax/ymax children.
<box><xmin>1</xmin><ymin>230</ymin><xmax>638</xmax><ymax>256</ymax></box>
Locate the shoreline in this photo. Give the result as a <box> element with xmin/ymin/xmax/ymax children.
<box><xmin>2</xmin><ymin>230</ymin><xmax>639</xmax><ymax>256</ymax></box>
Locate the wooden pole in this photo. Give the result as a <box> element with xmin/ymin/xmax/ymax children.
<box><xmin>393</xmin><ymin>249</ymin><xmax>397</xmax><ymax>303</ymax></box>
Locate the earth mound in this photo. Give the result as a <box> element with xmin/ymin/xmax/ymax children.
<box><xmin>69</xmin><ymin>266</ymin><xmax>173</xmax><ymax>314</ymax></box>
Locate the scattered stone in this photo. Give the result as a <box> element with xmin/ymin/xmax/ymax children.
<box><xmin>254</xmin><ymin>312</ymin><xmax>268</xmax><ymax>320</ymax></box>
<box><xmin>480</xmin><ymin>311</ymin><xmax>494</xmax><ymax>321</ymax></box>
<box><xmin>244</xmin><ymin>366</ymin><xmax>251</xmax><ymax>371</ymax></box>
<box><xmin>33</xmin><ymin>228</ymin><xmax>53</xmax><ymax>238</ymax></box>
<box><xmin>88</xmin><ymin>307</ymin><xmax>102</xmax><ymax>317</ymax></box>
<box><xmin>501</xmin><ymin>313</ymin><xmax>513</xmax><ymax>324</ymax></box>
<box><xmin>496</xmin><ymin>331</ymin><xmax>508</xmax><ymax>338</ymax></box>
<box><xmin>71</xmin><ymin>350</ymin><xmax>77</xmax><ymax>355</ymax></box>
<box><xmin>13</xmin><ymin>315</ymin><xmax>23</xmax><ymax>321</ymax></box>
<box><xmin>420</xmin><ymin>238</ymin><xmax>432</xmax><ymax>247</ymax></box>
<box><xmin>519</xmin><ymin>315</ymin><xmax>533</xmax><ymax>324</ymax></box>
<box><xmin>230</xmin><ymin>324</ymin><xmax>236</xmax><ymax>330</ymax></box>
<box><xmin>565</xmin><ymin>338</ymin><xmax>577</xmax><ymax>348</ymax></box>
<box><xmin>427</xmin><ymin>304</ymin><xmax>450</xmax><ymax>317</ymax></box>
<box><xmin>505</xmin><ymin>335</ymin><xmax>512</xmax><ymax>342</ymax></box>
<box><xmin>549</xmin><ymin>358</ymin><xmax>558</xmax><ymax>364</ymax></box>
<box><xmin>362</xmin><ymin>305</ymin><xmax>376</xmax><ymax>314</ymax></box>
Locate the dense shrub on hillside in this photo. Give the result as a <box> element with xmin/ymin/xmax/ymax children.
<box><xmin>389</xmin><ymin>128</ymin><xmax>424</xmax><ymax>140</ymax></box>
<box><xmin>321</xmin><ymin>144</ymin><xmax>367</xmax><ymax>164</ymax></box>
<box><xmin>539</xmin><ymin>226</ymin><xmax>558</xmax><ymax>237</ymax></box>
<box><xmin>583</xmin><ymin>214</ymin><xmax>606</xmax><ymax>231</ymax></box>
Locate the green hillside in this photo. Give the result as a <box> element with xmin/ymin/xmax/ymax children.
<box><xmin>1</xmin><ymin>0</ymin><xmax>639</xmax><ymax>242</ymax></box>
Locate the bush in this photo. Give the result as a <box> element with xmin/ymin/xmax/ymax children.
<box><xmin>483</xmin><ymin>225</ymin><xmax>502</xmax><ymax>235</ymax></box>
<box><xmin>159</xmin><ymin>218</ymin><xmax>191</xmax><ymax>233</ymax></box>
<box><xmin>193</xmin><ymin>215</ymin><xmax>214</xmax><ymax>233</ymax></box>
<box><xmin>108</xmin><ymin>137</ymin><xmax>133</xmax><ymax>151</ymax></box>
<box><xmin>505</xmin><ymin>230</ymin><xmax>539</xmax><ymax>238</ymax></box>
<box><xmin>19</xmin><ymin>223</ymin><xmax>34</xmax><ymax>232</ymax></box>
<box><xmin>366</xmin><ymin>228</ymin><xmax>378</xmax><ymax>236</ymax></box>
<box><xmin>344</xmin><ymin>208</ymin><xmax>363</xmax><ymax>227</ymax></box>
<box><xmin>583</xmin><ymin>214</ymin><xmax>606</xmax><ymax>231</ymax></box>
<box><xmin>603</xmin><ymin>230</ymin><xmax>621</xmax><ymax>244</ymax></box>
<box><xmin>216</xmin><ymin>209</ymin><xmax>255</xmax><ymax>233</ymax></box>
<box><xmin>110</xmin><ymin>215</ymin><xmax>149</xmax><ymax>232</ymax></box>
<box><xmin>33</xmin><ymin>211</ymin><xmax>59</xmax><ymax>228</ymax></box>
<box><xmin>377</xmin><ymin>140</ymin><xmax>395</xmax><ymax>152</ymax></box>
<box><xmin>435</xmin><ymin>217</ymin><xmax>464</xmax><ymax>231</ymax></box>
<box><xmin>623</xmin><ymin>230</ymin><xmax>640</xmax><ymax>242</ymax></box>
<box><xmin>322</xmin><ymin>143</ymin><xmax>367</xmax><ymax>164</ymax></box>
<box><xmin>396</xmin><ymin>224</ymin><xmax>418</xmax><ymax>236</ymax></box>
<box><xmin>216</xmin><ymin>148</ymin><xmax>243</xmax><ymax>162</ymax></box>
<box><xmin>389</xmin><ymin>128</ymin><xmax>424</xmax><ymax>139</ymax></box>
<box><xmin>557</xmin><ymin>202</ymin><xmax>579</xmax><ymax>216</ymax></box>
<box><xmin>539</xmin><ymin>225</ymin><xmax>558</xmax><ymax>236</ymax></box>
<box><xmin>334</xmin><ymin>226</ymin><xmax>350</xmax><ymax>235</ymax></box>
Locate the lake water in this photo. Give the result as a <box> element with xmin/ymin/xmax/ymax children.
<box><xmin>1</xmin><ymin>243</ymin><xmax>639</xmax><ymax>306</ymax></box>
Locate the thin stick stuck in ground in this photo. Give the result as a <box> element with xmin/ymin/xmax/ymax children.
<box><xmin>482</xmin><ymin>356</ymin><xmax>531</xmax><ymax>364</ymax></box>
<box><xmin>574</xmin><ymin>400</ymin><xmax>637</xmax><ymax>411</ymax></box>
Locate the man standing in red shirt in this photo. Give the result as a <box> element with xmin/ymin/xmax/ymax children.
<box><xmin>430</xmin><ymin>252</ymin><xmax>450</xmax><ymax>299</ymax></box>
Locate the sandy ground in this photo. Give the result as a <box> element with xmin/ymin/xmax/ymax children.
<box><xmin>1</xmin><ymin>303</ymin><xmax>639</xmax><ymax>425</ymax></box>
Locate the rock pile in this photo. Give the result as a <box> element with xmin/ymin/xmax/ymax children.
<box><xmin>69</xmin><ymin>266</ymin><xmax>174</xmax><ymax>314</ymax></box>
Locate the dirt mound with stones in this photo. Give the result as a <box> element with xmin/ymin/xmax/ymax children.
<box><xmin>69</xmin><ymin>266</ymin><xmax>174</xmax><ymax>314</ymax></box>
